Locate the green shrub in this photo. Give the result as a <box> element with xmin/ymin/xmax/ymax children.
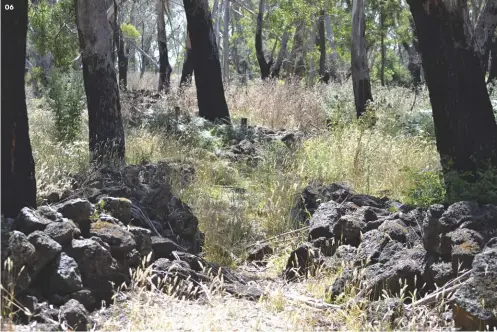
<box><xmin>47</xmin><ymin>70</ymin><xmax>85</xmax><ymax>143</ymax></box>
<box><xmin>444</xmin><ymin>167</ymin><xmax>497</xmax><ymax>205</ymax></box>
<box><xmin>403</xmin><ymin>168</ymin><xmax>446</xmax><ymax>207</ymax></box>
<box><xmin>29</xmin><ymin>0</ymin><xmax>79</xmax><ymax>71</ymax></box>
<box><xmin>121</xmin><ymin>23</ymin><xmax>141</xmax><ymax>40</ymax></box>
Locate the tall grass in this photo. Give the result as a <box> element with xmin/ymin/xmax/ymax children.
<box><xmin>27</xmin><ymin>78</ymin><xmax>440</xmax><ymax>264</ymax></box>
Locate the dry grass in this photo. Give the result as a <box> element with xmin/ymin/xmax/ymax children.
<box><xmin>126</xmin><ymin>72</ymin><xmax>159</xmax><ymax>91</ymax></box>
<box><xmin>27</xmin><ymin>77</ymin><xmax>440</xmax><ymax>265</ymax></box>
<box><xmin>23</xmin><ymin>78</ymin><xmax>447</xmax><ymax>331</ymax></box>
<box><xmin>28</xmin><ymin>96</ymin><xmax>89</xmax><ymax>198</ymax></box>
<box><xmin>87</xmin><ymin>255</ymin><xmax>454</xmax><ymax>331</ymax></box>
<box><xmin>226</xmin><ymin>79</ymin><xmax>327</xmax><ymax>130</ymax></box>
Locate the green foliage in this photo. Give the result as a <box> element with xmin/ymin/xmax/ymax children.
<box><xmin>403</xmin><ymin>168</ymin><xmax>446</xmax><ymax>207</ymax></box>
<box><xmin>47</xmin><ymin>70</ymin><xmax>85</xmax><ymax>143</ymax></box>
<box><xmin>444</xmin><ymin>167</ymin><xmax>497</xmax><ymax>205</ymax></box>
<box><xmin>121</xmin><ymin>23</ymin><xmax>141</xmax><ymax>40</ymax></box>
<box><xmin>28</xmin><ymin>0</ymin><xmax>79</xmax><ymax>71</ymax></box>
<box><xmin>26</xmin><ymin>66</ymin><xmax>44</xmax><ymax>85</ymax></box>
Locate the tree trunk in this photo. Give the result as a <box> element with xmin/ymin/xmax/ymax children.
<box><xmin>402</xmin><ymin>19</ymin><xmax>422</xmax><ymax>92</ymax></box>
<box><xmin>183</xmin><ymin>0</ymin><xmax>231</xmax><ymax>123</ymax></box>
<box><xmin>222</xmin><ymin>0</ymin><xmax>230</xmax><ymax>82</ymax></box>
<box><xmin>118</xmin><ymin>32</ymin><xmax>128</xmax><ymax>90</ymax></box>
<box><xmin>140</xmin><ymin>22</ymin><xmax>148</xmax><ymax>77</ymax></box>
<box><xmin>129</xmin><ymin>3</ymin><xmax>137</xmax><ymax>71</ymax></box>
<box><xmin>402</xmin><ymin>42</ymin><xmax>422</xmax><ymax>91</ymax></box>
<box><xmin>113</xmin><ymin>3</ymin><xmax>128</xmax><ymax>91</ymax></box>
<box><xmin>351</xmin><ymin>0</ymin><xmax>373</xmax><ymax>117</ymax></box>
<box><xmin>180</xmin><ymin>30</ymin><xmax>194</xmax><ymax>86</ymax></box>
<box><xmin>473</xmin><ymin>0</ymin><xmax>497</xmax><ymax>70</ymax></box>
<box><xmin>255</xmin><ymin>0</ymin><xmax>271</xmax><ymax>79</ymax></box>
<box><xmin>270</xmin><ymin>29</ymin><xmax>290</xmax><ymax>78</ymax></box>
<box><xmin>307</xmin><ymin>21</ymin><xmax>317</xmax><ymax>83</ymax></box>
<box><xmin>407</xmin><ymin>0</ymin><xmax>497</xmax><ymax>196</ymax></box>
<box><xmin>317</xmin><ymin>11</ymin><xmax>327</xmax><ymax>83</ymax></box>
<box><xmin>75</xmin><ymin>0</ymin><xmax>126</xmax><ymax>166</ymax></box>
<box><xmin>289</xmin><ymin>21</ymin><xmax>306</xmax><ymax>78</ymax></box>
<box><xmin>232</xmin><ymin>5</ymin><xmax>249</xmax><ymax>83</ymax></box>
<box><xmin>324</xmin><ymin>14</ymin><xmax>340</xmax><ymax>82</ymax></box>
<box><xmin>380</xmin><ymin>7</ymin><xmax>386</xmax><ymax>86</ymax></box>
<box><xmin>2</xmin><ymin>0</ymin><xmax>37</xmax><ymax>218</ymax></box>
<box><xmin>157</xmin><ymin>0</ymin><xmax>172</xmax><ymax>93</ymax></box>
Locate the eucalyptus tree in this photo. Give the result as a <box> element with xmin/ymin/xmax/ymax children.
<box><xmin>75</xmin><ymin>0</ymin><xmax>125</xmax><ymax>165</ymax></box>
<box><xmin>351</xmin><ymin>0</ymin><xmax>373</xmax><ymax>117</ymax></box>
<box><xmin>183</xmin><ymin>0</ymin><xmax>231</xmax><ymax>122</ymax></box>
<box><xmin>2</xmin><ymin>0</ymin><xmax>37</xmax><ymax>217</ymax></box>
<box><xmin>255</xmin><ymin>0</ymin><xmax>273</xmax><ymax>79</ymax></box>
<box><xmin>157</xmin><ymin>0</ymin><xmax>172</xmax><ymax>92</ymax></box>
<box><xmin>407</xmin><ymin>0</ymin><xmax>497</xmax><ymax>201</ymax></box>
<box><xmin>180</xmin><ymin>30</ymin><xmax>194</xmax><ymax>86</ymax></box>
<box><xmin>317</xmin><ymin>10</ymin><xmax>327</xmax><ymax>82</ymax></box>
<box><xmin>111</xmin><ymin>1</ymin><xmax>129</xmax><ymax>89</ymax></box>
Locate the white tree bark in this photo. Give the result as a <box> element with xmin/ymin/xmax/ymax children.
<box><xmin>474</xmin><ymin>0</ymin><xmax>497</xmax><ymax>69</ymax></box>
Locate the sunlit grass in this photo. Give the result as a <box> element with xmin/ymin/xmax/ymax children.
<box><xmin>27</xmin><ymin>80</ymin><xmax>440</xmax><ymax>266</ymax></box>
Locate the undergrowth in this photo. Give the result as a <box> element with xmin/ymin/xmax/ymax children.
<box><xmin>28</xmin><ymin>78</ymin><xmax>441</xmax><ymax>266</ymax></box>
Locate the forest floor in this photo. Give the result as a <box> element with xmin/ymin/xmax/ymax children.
<box><xmin>87</xmin><ymin>262</ymin><xmax>453</xmax><ymax>331</ymax></box>
<box><xmin>10</xmin><ymin>76</ymin><xmax>473</xmax><ymax>331</ymax></box>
